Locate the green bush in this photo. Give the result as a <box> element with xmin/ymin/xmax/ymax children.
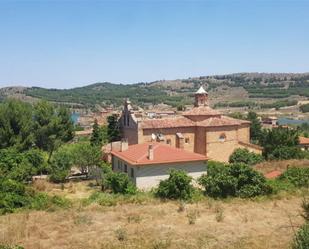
<box><xmin>0</xmin><ymin>178</ymin><xmax>30</xmax><ymax>214</ymax></box>
<box><xmin>268</xmin><ymin>146</ymin><xmax>304</xmax><ymax>160</ymax></box>
<box><xmin>229</xmin><ymin>148</ymin><xmax>264</xmax><ymax>165</ymax></box>
<box><xmin>199</xmin><ymin>162</ymin><xmax>272</xmax><ymax>198</ymax></box>
<box><xmin>49</xmin><ymin>147</ymin><xmax>72</xmax><ymax>183</ymax></box>
<box><xmin>292</xmin><ymin>223</ymin><xmax>309</xmax><ymax>249</ymax></box>
<box><xmin>155</xmin><ymin>169</ymin><xmax>195</xmax><ymax>200</ymax></box>
<box><xmin>0</xmin><ymin>245</ymin><xmax>24</xmax><ymax>249</ymax></box>
<box><xmin>279</xmin><ymin>167</ymin><xmax>309</xmax><ymax>187</ymax></box>
<box><xmin>105</xmin><ymin>172</ymin><xmax>137</xmax><ymax>195</ymax></box>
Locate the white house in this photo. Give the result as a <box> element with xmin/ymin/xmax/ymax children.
<box><xmin>111</xmin><ymin>140</ymin><xmax>207</xmax><ymax>190</ymax></box>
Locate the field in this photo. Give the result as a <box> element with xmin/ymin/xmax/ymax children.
<box><xmin>0</xmin><ymin>180</ymin><xmax>307</xmax><ymax>249</ymax></box>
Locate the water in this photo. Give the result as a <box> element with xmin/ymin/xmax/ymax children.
<box><xmin>278</xmin><ymin>117</ymin><xmax>309</xmax><ymax>126</ymax></box>
<box><xmin>71</xmin><ymin>113</ymin><xmax>80</xmax><ymax>124</ymax></box>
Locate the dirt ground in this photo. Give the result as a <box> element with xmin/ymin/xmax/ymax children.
<box><xmin>0</xmin><ymin>187</ymin><xmax>306</xmax><ymax>249</ymax></box>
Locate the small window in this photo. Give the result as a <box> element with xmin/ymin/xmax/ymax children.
<box><xmin>219</xmin><ymin>133</ymin><xmax>226</xmax><ymax>142</ymax></box>
<box><xmin>130</xmin><ymin>168</ymin><xmax>134</xmax><ymax>178</ymax></box>
<box><xmin>124</xmin><ymin>164</ymin><xmax>128</xmax><ymax>173</ymax></box>
<box><xmin>123</xmin><ymin>116</ymin><xmax>126</xmax><ymax>126</ymax></box>
<box><xmin>166</xmin><ymin>139</ymin><xmax>171</xmax><ymax>145</ymax></box>
<box><xmin>117</xmin><ymin>160</ymin><xmax>121</xmax><ymax>169</ymax></box>
<box><xmin>127</xmin><ymin>115</ymin><xmax>130</xmax><ymax>126</ymax></box>
<box><xmin>185</xmin><ymin>138</ymin><xmax>190</xmax><ymax>144</ymax></box>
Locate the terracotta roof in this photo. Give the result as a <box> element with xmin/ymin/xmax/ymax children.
<box><xmin>265</xmin><ymin>170</ymin><xmax>282</xmax><ymax>179</ymax></box>
<box><xmin>299</xmin><ymin>136</ymin><xmax>309</xmax><ymax>145</ymax></box>
<box><xmin>196</xmin><ymin>116</ymin><xmax>238</xmax><ymax>127</ymax></box>
<box><xmin>183</xmin><ymin>106</ymin><xmax>221</xmax><ymax>116</ymax></box>
<box><xmin>140</xmin><ymin>117</ymin><xmax>195</xmax><ymax>129</ymax></box>
<box><xmin>111</xmin><ymin>143</ymin><xmax>207</xmax><ymax>166</ymax></box>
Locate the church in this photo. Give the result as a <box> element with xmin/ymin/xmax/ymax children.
<box><xmin>120</xmin><ymin>87</ymin><xmax>262</xmax><ymax>162</ymax></box>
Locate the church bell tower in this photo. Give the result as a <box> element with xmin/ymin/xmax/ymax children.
<box><xmin>194</xmin><ymin>86</ymin><xmax>208</xmax><ymax>107</ymax></box>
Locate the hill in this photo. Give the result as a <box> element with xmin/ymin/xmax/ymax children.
<box><xmin>1</xmin><ymin>72</ymin><xmax>309</xmax><ymax>109</ymax></box>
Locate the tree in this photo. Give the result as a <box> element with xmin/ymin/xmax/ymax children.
<box><xmin>198</xmin><ymin>162</ymin><xmax>272</xmax><ymax>198</ymax></box>
<box><xmin>49</xmin><ymin>147</ymin><xmax>72</xmax><ymax>183</ymax></box>
<box><xmin>0</xmin><ymin>99</ymin><xmax>34</xmax><ymax>151</ymax></box>
<box><xmin>69</xmin><ymin>142</ymin><xmax>101</xmax><ymax>175</ymax></box>
<box><xmin>107</xmin><ymin>114</ymin><xmax>121</xmax><ymax>142</ymax></box>
<box><xmin>33</xmin><ymin>101</ymin><xmax>74</xmax><ymax>162</ymax></box>
<box><xmin>155</xmin><ymin>169</ymin><xmax>195</xmax><ymax>200</ymax></box>
<box><xmin>90</xmin><ymin>119</ymin><xmax>108</xmax><ymax>147</ymax></box>
<box><xmin>229</xmin><ymin>148</ymin><xmax>264</xmax><ymax>165</ymax></box>
<box><xmin>246</xmin><ymin>111</ymin><xmax>262</xmax><ymax>142</ymax></box>
<box><xmin>105</xmin><ymin>172</ymin><xmax>136</xmax><ymax>194</ymax></box>
<box><xmin>260</xmin><ymin>127</ymin><xmax>302</xmax><ymax>160</ymax></box>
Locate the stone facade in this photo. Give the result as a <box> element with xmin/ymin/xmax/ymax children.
<box><xmin>120</xmin><ymin>87</ymin><xmax>262</xmax><ymax>162</ymax></box>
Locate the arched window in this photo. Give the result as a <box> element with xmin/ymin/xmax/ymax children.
<box><xmin>219</xmin><ymin>133</ymin><xmax>226</xmax><ymax>142</ymax></box>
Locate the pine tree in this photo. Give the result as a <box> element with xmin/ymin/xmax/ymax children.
<box><xmin>90</xmin><ymin>119</ymin><xmax>101</xmax><ymax>146</ymax></box>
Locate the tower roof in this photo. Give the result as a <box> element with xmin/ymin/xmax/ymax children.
<box><xmin>196</xmin><ymin>86</ymin><xmax>207</xmax><ymax>94</ymax></box>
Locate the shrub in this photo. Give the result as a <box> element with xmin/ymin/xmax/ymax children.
<box><xmin>0</xmin><ymin>246</ymin><xmax>24</xmax><ymax>249</ymax></box>
<box><xmin>229</xmin><ymin>148</ymin><xmax>264</xmax><ymax>165</ymax></box>
<box><xmin>115</xmin><ymin>227</ymin><xmax>127</xmax><ymax>241</ymax></box>
<box><xmin>49</xmin><ymin>147</ymin><xmax>72</xmax><ymax>183</ymax></box>
<box><xmin>292</xmin><ymin>223</ymin><xmax>309</xmax><ymax>249</ymax></box>
<box><xmin>301</xmin><ymin>198</ymin><xmax>309</xmax><ymax>222</ymax></box>
<box><xmin>279</xmin><ymin>167</ymin><xmax>309</xmax><ymax>187</ymax></box>
<box><xmin>0</xmin><ymin>178</ymin><xmax>30</xmax><ymax>214</ymax></box>
<box><xmin>155</xmin><ymin>169</ymin><xmax>195</xmax><ymax>200</ymax></box>
<box><xmin>199</xmin><ymin>162</ymin><xmax>272</xmax><ymax>198</ymax></box>
<box><xmin>268</xmin><ymin>146</ymin><xmax>304</xmax><ymax>160</ymax></box>
<box><xmin>105</xmin><ymin>172</ymin><xmax>137</xmax><ymax>195</ymax></box>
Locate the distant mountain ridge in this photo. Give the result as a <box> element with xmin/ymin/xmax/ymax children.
<box><xmin>1</xmin><ymin>72</ymin><xmax>309</xmax><ymax>108</ymax></box>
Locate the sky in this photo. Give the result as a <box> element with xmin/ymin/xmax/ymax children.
<box><xmin>0</xmin><ymin>0</ymin><xmax>309</xmax><ymax>89</ymax></box>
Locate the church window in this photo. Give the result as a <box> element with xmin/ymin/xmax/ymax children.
<box><xmin>185</xmin><ymin>138</ymin><xmax>190</xmax><ymax>143</ymax></box>
<box><xmin>219</xmin><ymin>133</ymin><xmax>226</xmax><ymax>142</ymax></box>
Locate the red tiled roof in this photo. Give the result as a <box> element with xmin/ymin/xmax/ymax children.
<box><xmin>140</xmin><ymin>115</ymin><xmax>249</xmax><ymax>129</ymax></box>
<box><xmin>183</xmin><ymin>106</ymin><xmax>221</xmax><ymax>116</ymax></box>
<box><xmin>141</xmin><ymin>117</ymin><xmax>195</xmax><ymax>129</ymax></box>
<box><xmin>196</xmin><ymin>116</ymin><xmax>244</xmax><ymax>127</ymax></box>
<box><xmin>299</xmin><ymin>136</ymin><xmax>309</xmax><ymax>145</ymax></box>
<box><xmin>111</xmin><ymin>143</ymin><xmax>207</xmax><ymax>166</ymax></box>
<box><xmin>265</xmin><ymin>170</ymin><xmax>282</xmax><ymax>179</ymax></box>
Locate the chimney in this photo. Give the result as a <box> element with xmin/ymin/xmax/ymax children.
<box><xmin>148</xmin><ymin>144</ymin><xmax>154</xmax><ymax>160</ymax></box>
<box><xmin>120</xmin><ymin>138</ymin><xmax>128</xmax><ymax>152</ymax></box>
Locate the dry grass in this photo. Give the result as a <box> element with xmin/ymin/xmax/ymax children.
<box><xmin>0</xmin><ymin>194</ymin><xmax>306</xmax><ymax>249</ymax></box>
<box><xmin>254</xmin><ymin>159</ymin><xmax>309</xmax><ymax>175</ymax></box>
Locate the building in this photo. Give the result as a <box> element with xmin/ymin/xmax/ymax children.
<box><xmin>111</xmin><ymin>140</ymin><xmax>207</xmax><ymax>190</ymax></box>
<box><xmin>120</xmin><ymin>86</ymin><xmax>262</xmax><ymax>162</ymax></box>
<box><xmin>299</xmin><ymin>136</ymin><xmax>309</xmax><ymax>151</ymax></box>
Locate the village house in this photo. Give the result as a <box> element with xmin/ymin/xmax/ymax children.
<box><xmin>111</xmin><ymin>140</ymin><xmax>207</xmax><ymax>190</ymax></box>
<box><xmin>120</xmin><ymin>86</ymin><xmax>262</xmax><ymax>162</ymax></box>
<box><xmin>299</xmin><ymin>136</ymin><xmax>309</xmax><ymax>151</ymax></box>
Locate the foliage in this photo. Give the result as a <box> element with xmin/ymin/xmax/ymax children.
<box><xmin>0</xmin><ymin>99</ymin><xmax>34</xmax><ymax>151</ymax></box>
<box><xmin>33</xmin><ymin>100</ymin><xmax>74</xmax><ymax>161</ymax></box>
<box><xmin>0</xmin><ymin>245</ymin><xmax>24</xmax><ymax>249</ymax></box>
<box><xmin>90</xmin><ymin>119</ymin><xmax>107</xmax><ymax>147</ymax></box>
<box><xmin>199</xmin><ymin>161</ymin><xmax>272</xmax><ymax>198</ymax></box>
<box><xmin>292</xmin><ymin>223</ymin><xmax>309</xmax><ymax>249</ymax></box>
<box><xmin>229</xmin><ymin>148</ymin><xmax>264</xmax><ymax>165</ymax></box>
<box><xmin>300</xmin><ymin>103</ymin><xmax>309</xmax><ymax>113</ymax></box>
<box><xmin>301</xmin><ymin>198</ymin><xmax>309</xmax><ymax>222</ymax></box>
<box><xmin>49</xmin><ymin>147</ymin><xmax>73</xmax><ymax>183</ymax></box>
<box><xmin>104</xmin><ymin>172</ymin><xmax>137</xmax><ymax>195</ymax></box>
<box><xmin>0</xmin><ymin>148</ymin><xmax>47</xmax><ymax>182</ymax></box>
<box><xmin>260</xmin><ymin>127</ymin><xmax>302</xmax><ymax>160</ymax></box>
<box><xmin>107</xmin><ymin>114</ymin><xmax>121</xmax><ymax>142</ymax></box>
<box><xmin>155</xmin><ymin>169</ymin><xmax>195</xmax><ymax>200</ymax></box>
<box><xmin>279</xmin><ymin>167</ymin><xmax>309</xmax><ymax>187</ymax></box>
<box><xmin>246</xmin><ymin>111</ymin><xmax>262</xmax><ymax>142</ymax></box>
